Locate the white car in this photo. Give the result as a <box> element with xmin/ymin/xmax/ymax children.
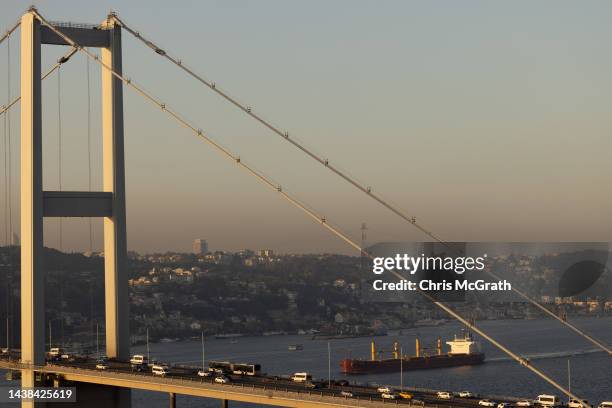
<box><xmin>569</xmin><ymin>400</ymin><xmax>591</xmax><ymax>408</ymax></box>
<box><xmin>459</xmin><ymin>391</ymin><xmax>474</xmax><ymax>398</ymax></box>
<box><xmin>381</xmin><ymin>392</ymin><xmax>398</xmax><ymax>400</ymax></box>
<box><xmin>498</xmin><ymin>403</ymin><xmax>510</xmax><ymax>408</ymax></box>
<box><xmin>480</xmin><ymin>400</ymin><xmax>497</xmax><ymax>407</ymax></box>
<box><xmin>517</xmin><ymin>401</ymin><xmax>533</xmax><ymax>407</ymax></box>
<box><xmin>197</xmin><ymin>369</ymin><xmax>212</xmax><ymax>377</ymax></box>
<box><xmin>437</xmin><ymin>392</ymin><xmax>452</xmax><ymax>400</ymax></box>
<box><xmin>214</xmin><ymin>376</ymin><xmax>230</xmax><ymax>384</ymax></box>
<box><xmin>95</xmin><ymin>361</ymin><xmax>108</xmax><ymax>370</ymax></box>
<box><xmin>598</xmin><ymin>402</ymin><xmax>612</xmax><ymax>408</ymax></box>
<box><xmin>377</xmin><ymin>386</ymin><xmax>392</xmax><ymax>393</ymax></box>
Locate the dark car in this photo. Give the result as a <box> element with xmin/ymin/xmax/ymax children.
<box><xmin>304</xmin><ymin>381</ymin><xmax>321</xmax><ymax>389</ymax></box>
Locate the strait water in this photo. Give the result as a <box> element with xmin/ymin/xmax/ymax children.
<box><xmin>1</xmin><ymin>317</ymin><xmax>611</xmax><ymax>407</ymax></box>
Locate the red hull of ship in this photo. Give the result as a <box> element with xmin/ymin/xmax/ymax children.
<box><xmin>340</xmin><ymin>353</ymin><xmax>485</xmax><ymax>374</ymax></box>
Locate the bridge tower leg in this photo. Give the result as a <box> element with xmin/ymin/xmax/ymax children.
<box><xmin>99</xmin><ymin>15</ymin><xmax>131</xmax><ymax>408</ymax></box>
<box><xmin>19</xmin><ymin>11</ymin><xmax>45</xmax><ymax>408</ymax></box>
<box><xmin>101</xmin><ymin>13</ymin><xmax>130</xmax><ymax>366</ymax></box>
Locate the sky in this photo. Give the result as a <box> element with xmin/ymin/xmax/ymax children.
<box><xmin>1</xmin><ymin>1</ymin><xmax>612</xmax><ymax>254</ymax></box>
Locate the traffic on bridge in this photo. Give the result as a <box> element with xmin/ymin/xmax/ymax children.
<box><xmin>1</xmin><ymin>350</ymin><xmax>566</xmax><ymax>408</ymax></box>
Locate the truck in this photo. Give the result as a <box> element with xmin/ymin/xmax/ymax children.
<box><xmin>130</xmin><ymin>354</ymin><xmax>149</xmax><ymax>371</ymax></box>
<box><xmin>47</xmin><ymin>347</ymin><xmax>65</xmax><ymax>361</ymax></box>
<box><xmin>536</xmin><ymin>395</ymin><xmax>561</xmax><ymax>407</ymax></box>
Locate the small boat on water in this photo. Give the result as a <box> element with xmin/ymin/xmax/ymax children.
<box><xmin>215</xmin><ymin>333</ymin><xmax>244</xmax><ymax>339</ymax></box>
<box><xmin>288</xmin><ymin>344</ymin><xmax>304</xmax><ymax>351</ymax></box>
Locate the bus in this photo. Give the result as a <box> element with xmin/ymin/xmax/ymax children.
<box><xmin>208</xmin><ymin>361</ymin><xmax>261</xmax><ymax>376</ymax></box>
<box><xmin>232</xmin><ymin>363</ymin><xmax>261</xmax><ymax>376</ymax></box>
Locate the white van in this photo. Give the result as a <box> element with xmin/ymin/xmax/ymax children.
<box><xmin>151</xmin><ymin>364</ymin><xmax>170</xmax><ymax>376</ymax></box>
<box><xmin>536</xmin><ymin>395</ymin><xmax>560</xmax><ymax>407</ymax></box>
<box><xmin>291</xmin><ymin>372</ymin><xmax>312</xmax><ymax>382</ymax></box>
<box><xmin>130</xmin><ymin>355</ymin><xmax>148</xmax><ymax>365</ymax></box>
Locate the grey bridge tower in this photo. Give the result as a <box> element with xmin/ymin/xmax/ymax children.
<box><xmin>20</xmin><ymin>9</ymin><xmax>130</xmax><ymax>407</ymax></box>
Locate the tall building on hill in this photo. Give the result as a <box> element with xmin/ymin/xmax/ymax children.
<box><xmin>193</xmin><ymin>239</ymin><xmax>208</xmax><ymax>254</ymax></box>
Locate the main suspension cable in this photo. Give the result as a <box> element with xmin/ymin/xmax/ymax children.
<box><xmin>111</xmin><ymin>14</ymin><xmax>445</xmax><ymax>244</ymax></box>
<box><xmin>113</xmin><ymin>13</ymin><xmax>611</xmax><ymax>356</ymax></box>
<box><xmin>0</xmin><ymin>47</ymin><xmax>78</xmax><ymax>117</ymax></box>
<box><xmin>487</xmin><ymin>270</ymin><xmax>611</xmax><ymax>355</ymax></box>
<box><xmin>0</xmin><ymin>20</ymin><xmax>20</xmax><ymax>46</ymax></box>
<box><xmin>32</xmin><ymin>10</ymin><xmax>590</xmax><ymax>399</ymax></box>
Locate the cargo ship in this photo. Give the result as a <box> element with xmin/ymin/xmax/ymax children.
<box><xmin>340</xmin><ymin>332</ymin><xmax>485</xmax><ymax>374</ymax></box>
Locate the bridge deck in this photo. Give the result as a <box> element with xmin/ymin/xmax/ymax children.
<box><xmin>0</xmin><ymin>360</ymin><xmax>418</xmax><ymax>408</ymax></box>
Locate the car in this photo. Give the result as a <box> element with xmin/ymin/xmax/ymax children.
<box><xmin>214</xmin><ymin>376</ymin><xmax>230</xmax><ymax>384</ymax></box>
<box><xmin>459</xmin><ymin>391</ymin><xmax>474</xmax><ymax>398</ymax></box>
<box><xmin>340</xmin><ymin>391</ymin><xmax>355</xmax><ymax>398</ymax></box>
<box><xmin>569</xmin><ymin>399</ymin><xmax>591</xmax><ymax>408</ymax></box>
<box><xmin>95</xmin><ymin>359</ymin><xmax>109</xmax><ymax>370</ymax></box>
<box><xmin>304</xmin><ymin>381</ymin><xmax>320</xmax><ymax>389</ymax></box>
<box><xmin>517</xmin><ymin>401</ymin><xmax>533</xmax><ymax>407</ymax></box>
<box><xmin>1</xmin><ymin>348</ymin><xmax>9</xmax><ymax>354</ymax></box>
<box><xmin>598</xmin><ymin>402</ymin><xmax>612</xmax><ymax>408</ymax></box>
<box><xmin>399</xmin><ymin>392</ymin><xmax>413</xmax><ymax>400</ymax></box>
<box><xmin>381</xmin><ymin>392</ymin><xmax>399</xmax><ymax>400</ymax></box>
<box><xmin>498</xmin><ymin>403</ymin><xmax>510</xmax><ymax>408</ymax></box>
<box><xmin>480</xmin><ymin>400</ymin><xmax>497</xmax><ymax>407</ymax></box>
<box><xmin>197</xmin><ymin>369</ymin><xmax>212</xmax><ymax>377</ymax></box>
<box><xmin>335</xmin><ymin>379</ymin><xmax>349</xmax><ymax>386</ymax></box>
<box><xmin>377</xmin><ymin>386</ymin><xmax>392</xmax><ymax>393</ymax></box>
<box><xmin>437</xmin><ymin>391</ymin><xmax>452</xmax><ymax>400</ymax></box>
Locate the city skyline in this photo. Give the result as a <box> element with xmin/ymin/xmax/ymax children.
<box><xmin>1</xmin><ymin>1</ymin><xmax>611</xmax><ymax>254</ymax></box>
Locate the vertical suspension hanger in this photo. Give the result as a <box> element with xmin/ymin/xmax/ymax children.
<box><xmin>57</xmin><ymin>65</ymin><xmax>63</xmax><ymax>251</ymax></box>
<box><xmin>57</xmin><ymin>64</ymin><xmax>65</xmax><ymax>349</ymax></box>
<box><xmin>6</xmin><ymin>34</ymin><xmax>12</xmax><ymax>246</ymax></box>
<box><xmin>85</xmin><ymin>49</ymin><xmax>95</xmax><ymax>353</ymax></box>
<box><xmin>3</xmin><ymin>34</ymin><xmax>8</xmax><ymax>246</ymax></box>
<box><xmin>86</xmin><ymin>50</ymin><xmax>93</xmax><ymax>252</ymax></box>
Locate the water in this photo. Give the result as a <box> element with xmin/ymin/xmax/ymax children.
<box><xmin>1</xmin><ymin>316</ymin><xmax>610</xmax><ymax>407</ymax></box>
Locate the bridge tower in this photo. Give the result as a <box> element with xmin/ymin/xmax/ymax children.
<box><xmin>20</xmin><ymin>9</ymin><xmax>130</xmax><ymax>407</ymax></box>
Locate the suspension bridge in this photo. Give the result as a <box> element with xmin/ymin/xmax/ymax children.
<box><xmin>0</xmin><ymin>7</ymin><xmax>609</xmax><ymax>408</ymax></box>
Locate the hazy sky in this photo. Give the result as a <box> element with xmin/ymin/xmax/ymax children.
<box><xmin>1</xmin><ymin>1</ymin><xmax>612</xmax><ymax>254</ymax></box>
